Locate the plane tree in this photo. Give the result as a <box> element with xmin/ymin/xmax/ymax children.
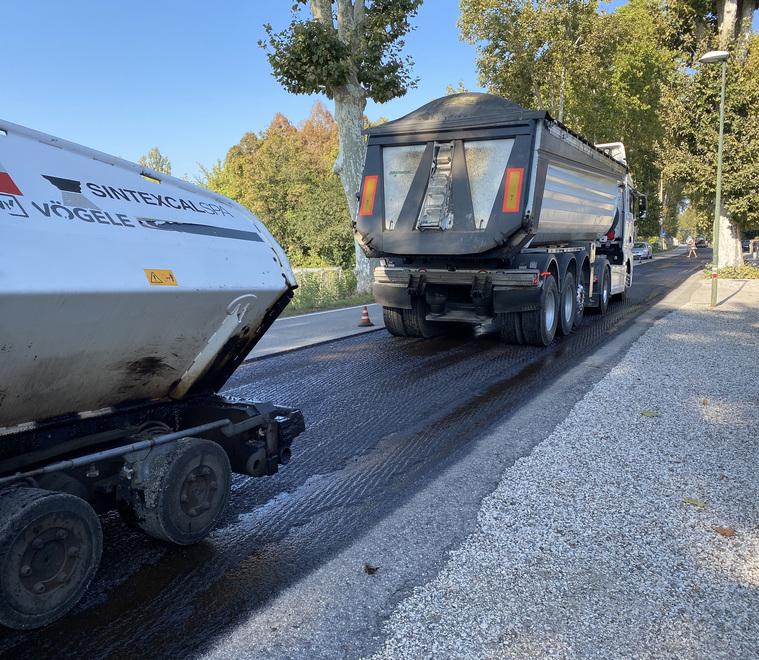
<box><xmin>262</xmin><ymin>0</ymin><xmax>423</xmax><ymax>291</ymax></box>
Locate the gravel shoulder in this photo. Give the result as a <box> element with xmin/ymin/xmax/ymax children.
<box><xmin>373</xmin><ymin>279</ymin><xmax>759</xmax><ymax>659</ymax></box>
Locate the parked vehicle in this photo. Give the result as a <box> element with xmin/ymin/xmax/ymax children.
<box><xmin>0</xmin><ymin>120</ymin><xmax>304</xmax><ymax>629</ymax></box>
<box><xmin>632</xmin><ymin>241</ymin><xmax>653</xmax><ymax>260</ymax></box>
<box><xmin>695</xmin><ymin>236</ymin><xmax>708</xmax><ymax>247</ymax></box>
<box><xmin>355</xmin><ymin>94</ymin><xmax>645</xmax><ymax>346</ymax></box>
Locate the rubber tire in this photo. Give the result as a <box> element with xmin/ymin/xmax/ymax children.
<box><xmin>520</xmin><ymin>274</ymin><xmax>559</xmax><ymax>347</ymax></box>
<box><xmin>0</xmin><ymin>487</ymin><xmax>102</xmax><ymax>630</ymax></box>
<box><xmin>382</xmin><ymin>306</ymin><xmax>408</xmax><ymax>337</ymax></box>
<box><xmin>614</xmin><ymin>264</ymin><xmax>632</xmax><ymax>302</ymax></box>
<box><xmin>573</xmin><ymin>281</ymin><xmax>586</xmax><ymax>330</ymax></box>
<box><xmin>401</xmin><ymin>297</ymin><xmax>440</xmax><ymax>339</ymax></box>
<box><xmin>590</xmin><ymin>266</ymin><xmax>611</xmax><ymax>315</ymax></box>
<box><xmin>129</xmin><ymin>438</ymin><xmax>231</xmax><ymax>546</ymax></box>
<box><xmin>557</xmin><ymin>272</ymin><xmax>576</xmax><ymax>337</ymax></box>
<box><xmin>495</xmin><ymin>312</ymin><xmax>524</xmax><ymax>345</ymax></box>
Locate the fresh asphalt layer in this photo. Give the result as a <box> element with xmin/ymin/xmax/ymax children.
<box><xmin>0</xmin><ymin>250</ymin><xmax>709</xmax><ymax>659</ymax></box>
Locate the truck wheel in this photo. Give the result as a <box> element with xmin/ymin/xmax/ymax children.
<box><xmin>520</xmin><ymin>274</ymin><xmax>559</xmax><ymax>346</ymax></box>
<box><xmin>382</xmin><ymin>306</ymin><xmax>408</xmax><ymax>337</ymax></box>
<box><xmin>557</xmin><ymin>272</ymin><xmax>576</xmax><ymax>336</ymax></box>
<box><xmin>590</xmin><ymin>266</ymin><xmax>611</xmax><ymax>315</ymax></box>
<box><xmin>0</xmin><ymin>488</ymin><xmax>102</xmax><ymax>630</ymax></box>
<box><xmin>573</xmin><ymin>281</ymin><xmax>586</xmax><ymax>329</ymax></box>
<box><xmin>495</xmin><ymin>312</ymin><xmax>524</xmax><ymax>345</ymax></box>
<box><xmin>401</xmin><ymin>297</ymin><xmax>439</xmax><ymax>338</ymax></box>
<box><xmin>614</xmin><ymin>264</ymin><xmax>632</xmax><ymax>302</ymax></box>
<box><xmin>129</xmin><ymin>438</ymin><xmax>231</xmax><ymax>546</ymax></box>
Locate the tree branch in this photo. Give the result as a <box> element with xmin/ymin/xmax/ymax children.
<box><xmin>336</xmin><ymin>0</ymin><xmax>355</xmax><ymax>43</ymax></box>
<box><xmin>310</xmin><ymin>0</ymin><xmax>334</xmax><ymax>27</ymax></box>
<box><xmin>354</xmin><ymin>0</ymin><xmax>365</xmax><ymax>27</ymax></box>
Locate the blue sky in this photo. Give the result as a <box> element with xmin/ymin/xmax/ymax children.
<box><xmin>2</xmin><ymin>0</ymin><xmax>481</xmax><ymax>179</ymax></box>
<box><xmin>3</xmin><ymin>2</ymin><xmax>757</xmax><ymax>179</ymax></box>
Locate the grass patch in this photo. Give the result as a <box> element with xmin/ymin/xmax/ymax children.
<box><xmin>702</xmin><ymin>263</ymin><xmax>759</xmax><ymax>279</ymax></box>
<box><xmin>282</xmin><ymin>268</ymin><xmax>374</xmax><ymax>316</ymax></box>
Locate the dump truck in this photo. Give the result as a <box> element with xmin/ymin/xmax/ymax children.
<box><xmin>354</xmin><ymin>93</ymin><xmax>646</xmax><ymax>344</ymax></box>
<box><xmin>0</xmin><ymin>120</ymin><xmax>305</xmax><ymax>629</ymax></box>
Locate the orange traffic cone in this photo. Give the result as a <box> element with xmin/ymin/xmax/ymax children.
<box><xmin>358</xmin><ymin>305</ymin><xmax>374</xmax><ymax>327</ymax></box>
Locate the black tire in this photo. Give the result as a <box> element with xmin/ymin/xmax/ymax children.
<box><xmin>401</xmin><ymin>297</ymin><xmax>440</xmax><ymax>339</ymax></box>
<box><xmin>573</xmin><ymin>280</ymin><xmax>586</xmax><ymax>330</ymax></box>
<box><xmin>495</xmin><ymin>312</ymin><xmax>524</xmax><ymax>344</ymax></box>
<box><xmin>520</xmin><ymin>274</ymin><xmax>559</xmax><ymax>346</ymax></box>
<box><xmin>614</xmin><ymin>263</ymin><xmax>632</xmax><ymax>302</ymax></box>
<box><xmin>557</xmin><ymin>272</ymin><xmax>576</xmax><ymax>337</ymax></box>
<box><xmin>382</xmin><ymin>306</ymin><xmax>407</xmax><ymax>337</ymax></box>
<box><xmin>0</xmin><ymin>487</ymin><xmax>102</xmax><ymax>630</ymax></box>
<box><xmin>128</xmin><ymin>438</ymin><xmax>231</xmax><ymax>546</ymax></box>
<box><xmin>590</xmin><ymin>266</ymin><xmax>611</xmax><ymax>315</ymax></box>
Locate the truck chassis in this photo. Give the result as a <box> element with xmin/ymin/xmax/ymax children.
<box><xmin>0</xmin><ymin>395</ymin><xmax>304</xmax><ymax>629</ymax></box>
<box><xmin>374</xmin><ymin>241</ymin><xmax>631</xmax><ymax>346</ymax></box>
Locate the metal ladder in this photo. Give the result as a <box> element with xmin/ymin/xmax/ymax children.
<box><xmin>417</xmin><ymin>142</ymin><xmax>454</xmax><ymax>231</ymax></box>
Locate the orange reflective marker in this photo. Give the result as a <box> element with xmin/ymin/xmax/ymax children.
<box><xmin>502</xmin><ymin>167</ymin><xmax>524</xmax><ymax>213</ymax></box>
<box><xmin>359</xmin><ymin>175</ymin><xmax>379</xmax><ymax>216</ymax></box>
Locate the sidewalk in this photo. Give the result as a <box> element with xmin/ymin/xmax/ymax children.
<box><xmin>373</xmin><ymin>279</ymin><xmax>759</xmax><ymax>659</ymax></box>
<box><xmin>247</xmin><ymin>303</ymin><xmax>384</xmax><ymax>360</ymax></box>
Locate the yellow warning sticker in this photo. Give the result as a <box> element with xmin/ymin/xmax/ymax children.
<box><xmin>144</xmin><ymin>269</ymin><xmax>178</xmax><ymax>286</ymax></box>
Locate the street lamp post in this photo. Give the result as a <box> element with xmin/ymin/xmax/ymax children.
<box><xmin>698</xmin><ymin>50</ymin><xmax>729</xmax><ymax>308</ymax></box>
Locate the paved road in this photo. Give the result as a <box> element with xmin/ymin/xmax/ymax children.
<box><xmin>0</xmin><ymin>251</ymin><xmax>709</xmax><ymax>659</ymax></box>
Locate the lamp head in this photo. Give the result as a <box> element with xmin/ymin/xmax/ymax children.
<box><xmin>698</xmin><ymin>50</ymin><xmax>729</xmax><ymax>64</ymax></box>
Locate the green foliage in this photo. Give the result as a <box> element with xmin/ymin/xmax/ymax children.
<box><xmin>262</xmin><ymin>0</ymin><xmax>422</xmax><ymax>102</ymax></box>
<box><xmin>285</xmin><ymin>268</ymin><xmax>372</xmax><ymax>315</ymax></box>
<box><xmin>203</xmin><ymin>103</ymin><xmax>355</xmax><ymax>269</ymax></box>
<box><xmin>263</xmin><ymin>19</ymin><xmax>350</xmax><ymax>96</ymax></box>
<box><xmin>139</xmin><ymin>147</ymin><xmax>172</xmax><ymax>175</ymax></box>
<box><xmin>446</xmin><ymin>81</ymin><xmax>469</xmax><ymax>95</ymax></box>
<box><xmin>459</xmin><ymin>0</ymin><xmax>676</xmax><ymax>233</ymax></box>
<box><xmin>677</xmin><ymin>205</ymin><xmax>712</xmax><ymax>240</ymax></box>
<box><xmin>661</xmin><ymin>35</ymin><xmax>759</xmax><ymax>232</ymax></box>
<box><xmin>703</xmin><ymin>263</ymin><xmax>759</xmax><ymax>279</ymax></box>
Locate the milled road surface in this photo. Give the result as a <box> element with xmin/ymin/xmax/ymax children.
<box><xmin>0</xmin><ymin>252</ymin><xmax>707</xmax><ymax>659</ymax></box>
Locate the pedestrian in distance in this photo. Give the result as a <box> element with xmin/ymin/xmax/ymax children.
<box><xmin>687</xmin><ymin>237</ymin><xmax>697</xmax><ymax>258</ymax></box>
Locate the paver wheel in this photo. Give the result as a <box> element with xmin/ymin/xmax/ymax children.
<box><xmin>557</xmin><ymin>272</ymin><xmax>576</xmax><ymax>337</ymax></box>
<box><xmin>126</xmin><ymin>438</ymin><xmax>231</xmax><ymax>546</ymax></box>
<box><xmin>520</xmin><ymin>274</ymin><xmax>559</xmax><ymax>346</ymax></box>
<box><xmin>382</xmin><ymin>306</ymin><xmax>408</xmax><ymax>337</ymax></box>
<box><xmin>0</xmin><ymin>487</ymin><xmax>102</xmax><ymax>630</ymax></box>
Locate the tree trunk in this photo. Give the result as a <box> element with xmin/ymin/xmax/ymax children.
<box><xmin>717</xmin><ymin>204</ymin><xmax>744</xmax><ymax>267</ymax></box>
<box><xmin>311</xmin><ymin>0</ymin><xmax>372</xmax><ymax>293</ymax></box>
<box><xmin>333</xmin><ymin>84</ymin><xmax>372</xmax><ymax>292</ymax></box>
<box><xmin>738</xmin><ymin>0</ymin><xmax>757</xmax><ymax>53</ymax></box>
<box><xmin>719</xmin><ymin>0</ymin><xmax>739</xmax><ymax>45</ymax></box>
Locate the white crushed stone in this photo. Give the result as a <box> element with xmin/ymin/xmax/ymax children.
<box><xmin>372</xmin><ymin>287</ymin><xmax>759</xmax><ymax>659</ymax></box>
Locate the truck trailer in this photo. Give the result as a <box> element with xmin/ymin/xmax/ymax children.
<box><xmin>0</xmin><ymin>121</ymin><xmax>304</xmax><ymax>629</ymax></box>
<box><xmin>354</xmin><ymin>93</ymin><xmax>646</xmax><ymax>344</ymax></box>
